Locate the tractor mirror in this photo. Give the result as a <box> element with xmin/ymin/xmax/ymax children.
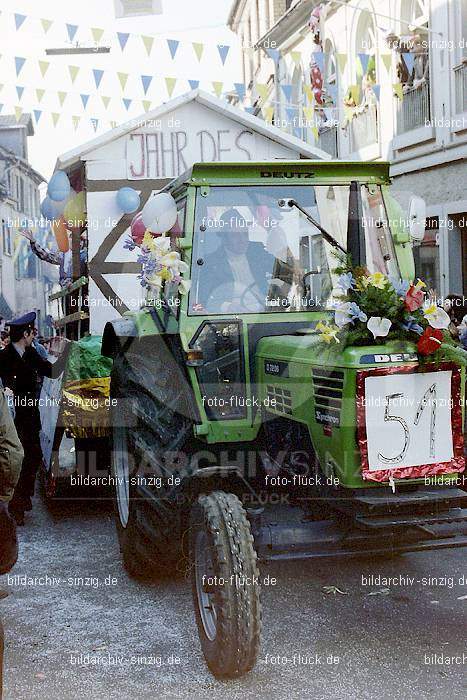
<box><xmin>408</xmin><ymin>196</ymin><xmax>426</xmax><ymax>242</ymax></box>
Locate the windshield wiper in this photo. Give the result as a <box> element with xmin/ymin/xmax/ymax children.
<box><xmin>278</xmin><ymin>198</ymin><xmax>346</xmax><ymax>254</ymax></box>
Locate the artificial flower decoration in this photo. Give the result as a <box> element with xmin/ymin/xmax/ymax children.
<box><xmin>404</xmin><ymin>282</ymin><xmax>425</xmax><ymax>311</ymax></box>
<box><xmin>337</xmin><ymin>272</ymin><xmax>355</xmax><ymax>293</ymax></box>
<box><xmin>367</xmin><ymin>316</ymin><xmax>392</xmax><ymax>339</ymax></box>
<box><xmin>335</xmin><ymin>301</ymin><xmax>367</xmax><ymax>327</ymax></box>
<box><xmin>366</xmin><ymin>272</ymin><xmax>387</xmax><ymax>289</ymax></box>
<box><xmin>423</xmin><ymin>303</ymin><xmax>450</xmax><ymax>330</ymax></box>
<box><xmin>389</xmin><ymin>277</ymin><xmax>410</xmax><ymax>297</ymax></box>
<box><xmin>417</xmin><ymin>327</ymin><xmax>443</xmax><ymax>355</ymax></box>
<box><xmin>125</xmin><ymin>230</ymin><xmax>191</xmax><ymax>295</ymax></box>
<box><xmin>315</xmin><ymin>321</ymin><xmax>340</xmax><ymax>344</ymax></box>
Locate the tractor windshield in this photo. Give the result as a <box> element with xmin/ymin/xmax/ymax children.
<box><xmin>189</xmin><ymin>184</ymin><xmax>400</xmax><ymax>315</ymax></box>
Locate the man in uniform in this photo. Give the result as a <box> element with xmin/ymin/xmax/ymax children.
<box><xmin>0</xmin><ymin>312</ymin><xmax>69</xmax><ymax>525</ymax></box>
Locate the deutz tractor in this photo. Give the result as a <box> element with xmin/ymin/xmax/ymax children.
<box><xmin>101</xmin><ymin>161</ymin><xmax>467</xmax><ymax>679</ymax></box>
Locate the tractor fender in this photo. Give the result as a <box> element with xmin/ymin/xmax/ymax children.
<box><xmin>101</xmin><ymin>318</ymin><xmax>138</xmax><ymax>358</ymax></box>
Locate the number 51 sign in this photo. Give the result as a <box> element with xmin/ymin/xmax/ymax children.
<box><xmin>356</xmin><ymin>364</ymin><xmax>465</xmax><ymax>482</ymax></box>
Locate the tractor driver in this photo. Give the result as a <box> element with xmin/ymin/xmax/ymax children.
<box><xmin>199</xmin><ymin>208</ymin><xmax>276</xmax><ymax>313</ymax></box>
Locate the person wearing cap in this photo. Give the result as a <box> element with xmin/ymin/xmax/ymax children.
<box><xmin>0</xmin><ymin>312</ymin><xmax>69</xmax><ymax>525</ymax></box>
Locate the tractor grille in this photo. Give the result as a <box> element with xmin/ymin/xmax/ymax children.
<box><xmin>267</xmin><ymin>385</ymin><xmax>293</xmax><ymax>415</ymax></box>
<box><xmin>312</xmin><ymin>368</ymin><xmax>344</xmax><ymax>426</ymax></box>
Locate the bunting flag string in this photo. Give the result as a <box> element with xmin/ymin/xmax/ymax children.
<box><xmin>358</xmin><ymin>53</ymin><xmax>370</xmax><ymax>75</ymax></box>
<box><xmin>381</xmin><ymin>53</ymin><xmax>392</xmax><ymax>73</ymax></box>
<box><xmin>217</xmin><ymin>45</ymin><xmax>230</xmax><ymax>66</ymax></box>
<box><xmin>40</xmin><ymin>18</ymin><xmax>53</xmax><ymax>34</ymax></box>
<box><xmin>39</xmin><ymin>61</ymin><xmax>50</xmax><ymax>78</ymax></box>
<box><xmin>165</xmin><ymin>77</ymin><xmax>177</xmax><ymax>97</ymax></box>
<box><xmin>141</xmin><ymin>75</ymin><xmax>153</xmax><ymax>95</ymax></box>
<box><xmin>167</xmin><ymin>39</ymin><xmax>179</xmax><ymax>59</ymax></box>
<box><xmin>402</xmin><ymin>52</ymin><xmax>415</xmax><ymax>74</ymax></box>
<box><xmin>15</xmin><ymin>57</ymin><xmax>26</xmax><ymax>77</ymax></box>
<box><xmin>93</xmin><ymin>69</ymin><xmax>104</xmax><ymax>89</ymax></box>
<box><xmin>188</xmin><ymin>79</ymin><xmax>199</xmax><ymax>90</ymax></box>
<box><xmin>142</xmin><ymin>36</ymin><xmax>154</xmax><ymax>56</ymax></box>
<box><xmin>58</xmin><ymin>91</ymin><xmax>67</xmax><ymax>107</ymax></box>
<box><xmin>212</xmin><ymin>81</ymin><xmax>223</xmax><ymax>98</ymax></box>
<box><xmin>14</xmin><ymin>13</ymin><xmax>27</xmax><ymax>30</ymax></box>
<box><xmin>192</xmin><ymin>43</ymin><xmax>204</xmax><ymax>62</ymax></box>
<box><xmin>117</xmin><ymin>32</ymin><xmax>130</xmax><ymax>51</ymax></box>
<box><xmin>66</xmin><ymin>23</ymin><xmax>78</xmax><ymax>43</ymax></box>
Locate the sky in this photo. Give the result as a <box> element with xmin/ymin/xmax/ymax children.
<box><xmin>0</xmin><ymin>0</ymin><xmax>242</xmax><ymax>180</ymax></box>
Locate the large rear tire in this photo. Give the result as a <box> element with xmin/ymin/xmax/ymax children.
<box><xmin>190</xmin><ymin>491</ymin><xmax>262</xmax><ymax>678</ymax></box>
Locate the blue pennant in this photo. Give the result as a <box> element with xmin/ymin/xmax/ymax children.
<box><xmin>141</xmin><ymin>75</ymin><xmax>153</xmax><ymax>94</ymax></box>
<box><xmin>91</xmin><ymin>118</ymin><xmax>99</xmax><ymax>132</ymax></box>
<box><xmin>281</xmin><ymin>84</ymin><xmax>293</xmax><ymax>102</ymax></box>
<box><xmin>372</xmin><ymin>84</ymin><xmax>381</xmax><ymax>101</ymax></box>
<box><xmin>285</xmin><ymin>107</ymin><xmax>296</xmax><ymax>123</ymax></box>
<box><xmin>312</xmin><ymin>52</ymin><xmax>325</xmax><ymax>72</ymax></box>
<box><xmin>167</xmin><ymin>39</ymin><xmax>179</xmax><ymax>59</ymax></box>
<box><xmin>234</xmin><ymin>82</ymin><xmax>246</xmax><ymax>101</ymax></box>
<box><xmin>188</xmin><ymin>80</ymin><xmax>199</xmax><ymax>90</ymax></box>
<box><xmin>402</xmin><ymin>52</ymin><xmax>415</xmax><ymax>74</ymax></box>
<box><xmin>244</xmin><ymin>106</ymin><xmax>255</xmax><ymax>114</ymax></box>
<box><xmin>217</xmin><ymin>45</ymin><xmax>230</xmax><ymax>65</ymax></box>
<box><xmin>16</xmin><ymin>86</ymin><xmax>24</xmax><ymax>100</ymax></box>
<box><xmin>293</xmin><ymin>127</ymin><xmax>302</xmax><ymax>139</ymax></box>
<box><xmin>14</xmin><ymin>14</ymin><xmax>27</xmax><ymax>30</ymax></box>
<box><xmin>33</xmin><ymin>109</ymin><xmax>42</xmax><ymax>123</ymax></box>
<box><xmin>358</xmin><ymin>53</ymin><xmax>370</xmax><ymax>74</ymax></box>
<box><xmin>266</xmin><ymin>48</ymin><xmax>280</xmax><ymax>62</ymax></box>
<box><xmin>15</xmin><ymin>57</ymin><xmax>26</xmax><ymax>77</ymax></box>
<box><xmin>66</xmin><ymin>24</ymin><xmax>79</xmax><ymax>43</ymax></box>
<box><xmin>80</xmin><ymin>94</ymin><xmax>90</xmax><ymax>109</ymax></box>
<box><xmin>117</xmin><ymin>32</ymin><xmax>130</xmax><ymax>51</ymax></box>
<box><xmin>93</xmin><ymin>69</ymin><xmax>104</xmax><ymax>89</ymax></box>
<box><xmin>123</xmin><ymin>98</ymin><xmax>132</xmax><ymax>111</ymax></box>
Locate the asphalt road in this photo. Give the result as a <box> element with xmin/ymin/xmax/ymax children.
<box><xmin>1</xmin><ymin>489</ymin><xmax>466</xmax><ymax>700</ymax></box>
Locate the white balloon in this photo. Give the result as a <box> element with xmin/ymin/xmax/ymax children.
<box><xmin>141</xmin><ymin>193</ymin><xmax>177</xmax><ymax>234</ymax></box>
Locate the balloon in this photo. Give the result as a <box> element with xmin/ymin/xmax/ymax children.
<box><xmin>48</xmin><ymin>170</ymin><xmax>71</xmax><ymax>202</ymax></box>
<box><xmin>52</xmin><ymin>216</ymin><xmax>70</xmax><ymax>253</ymax></box>
<box><xmin>64</xmin><ymin>191</ymin><xmax>86</xmax><ymax>231</ymax></box>
<box><xmin>41</xmin><ymin>196</ymin><xmax>66</xmax><ymax>220</ymax></box>
<box><xmin>117</xmin><ymin>187</ymin><xmax>140</xmax><ymax>214</ymax></box>
<box><xmin>130</xmin><ymin>212</ymin><xmax>147</xmax><ymax>246</ymax></box>
<box><xmin>141</xmin><ymin>193</ymin><xmax>177</xmax><ymax>234</ymax></box>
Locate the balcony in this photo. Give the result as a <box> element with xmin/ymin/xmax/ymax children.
<box><xmin>454</xmin><ymin>62</ymin><xmax>467</xmax><ymax>114</ymax></box>
<box><xmin>396</xmin><ymin>81</ymin><xmax>430</xmax><ymax>134</ymax></box>
<box><xmin>318</xmin><ymin>126</ymin><xmax>338</xmax><ymax>158</ymax></box>
<box><xmin>349</xmin><ymin>104</ymin><xmax>378</xmax><ymax>152</ymax></box>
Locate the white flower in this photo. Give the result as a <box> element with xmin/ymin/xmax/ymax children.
<box><xmin>335</xmin><ymin>302</ymin><xmax>354</xmax><ymax>328</ymax></box>
<box><xmin>423</xmin><ymin>304</ymin><xmax>450</xmax><ymax>330</ymax></box>
<box><xmin>367</xmin><ymin>316</ymin><xmax>392</xmax><ymax>339</ymax></box>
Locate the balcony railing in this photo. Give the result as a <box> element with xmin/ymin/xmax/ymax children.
<box><xmin>396</xmin><ymin>81</ymin><xmax>430</xmax><ymax>134</ymax></box>
<box><xmin>318</xmin><ymin>126</ymin><xmax>339</xmax><ymax>158</ymax></box>
<box><xmin>349</xmin><ymin>104</ymin><xmax>378</xmax><ymax>152</ymax></box>
<box><xmin>454</xmin><ymin>62</ymin><xmax>467</xmax><ymax>114</ymax></box>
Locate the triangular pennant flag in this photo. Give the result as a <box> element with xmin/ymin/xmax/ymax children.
<box><xmin>256</xmin><ymin>83</ymin><xmax>269</xmax><ymax>101</ymax></box>
<box><xmin>262</xmin><ymin>105</ymin><xmax>274</xmax><ymax>122</ymax></box>
<box><xmin>142</xmin><ymin>100</ymin><xmax>151</xmax><ymax>112</ymax></box>
<box><xmin>15</xmin><ymin>57</ymin><xmax>26</xmax><ymax>77</ymax></box>
<box><xmin>188</xmin><ymin>79</ymin><xmax>199</xmax><ymax>90</ymax></box>
<box><xmin>142</xmin><ymin>36</ymin><xmax>154</xmax><ymax>56</ymax></box>
<box><xmin>192</xmin><ymin>42</ymin><xmax>204</xmax><ymax>62</ymax></box>
<box><xmin>68</xmin><ymin>65</ymin><xmax>80</xmax><ymax>83</ymax></box>
<box><xmin>72</xmin><ymin>115</ymin><xmax>80</xmax><ymax>130</ymax></box>
<box><xmin>311</xmin><ymin>126</ymin><xmax>319</xmax><ymax>141</ymax></box>
<box><xmin>327</xmin><ymin>84</ymin><xmax>337</xmax><ymax>103</ymax></box>
<box><xmin>91</xmin><ymin>28</ymin><xmax>104</xmax><ymax>43</ymax></box>
<box><xmin>266</xmin><ymin>48</ymin><xmax>280</xmax><ymax>62</ymax></box>
<box><xmin>58</xmin><ymin>91</ymin><xmax>67</xmax><ymax>106</ymax></box>
<box><xmin>80</xmin><ymin>94</ymin><xmax>90</xmax><ymax>109</ymax></box>
<box><xmin>66</xmin><ymin>24</ymin><xmax>78</xmax><ymax>43</ymax></box>
<box><xmin>312</xmin><ymin>52</ymin><xmax>325</xmax><ymax>72</ymax></box>
<box><xmin>91</xmin><ymin>118</ymin><xmax>99</xmax><ymax>132</ymax></box>
<box><xmin>358</xmin><ymin>53</ymin><xmax>370</xmax><ymax>75</ymax></box>
<box><xmin>39</xmin><ymin>60</ymin><xmax>50</xmax><ymax>77</ymax></box>
<box><xmin>402</xmin><ymin>52</ymin><xmax>415</xmax><ymax>74</ymax></box>
<box><xmin>217</xmin><ymin>45</ymin><xmax>230</xmax><ymax>65</ymax></box>
<box><xmin>212</xmin><ymin>81</ymin><xmax>223</xmax><ymax>98</ymax></box>
<box><xmin>281</xmin><ymin>84</ymin><xmax>293</xmax><ymax>102</ymax></box>
<box><xmin>101</xmin><ymin>96</ymin><xmax>111</xmax><ymax>109</ymax></box>
<box><xmin>381</xmin><ymin>53</ymin><xmax>392</xmax><ymax>73</ymax></box>
<box><xmin>118</xmin><ymin>72</ymin><xmax>128</xmax><ymax>91</ymax></box>
<box><xmin>41</xmin><ymin>18</ymin><xmax>53</xmax><ymax>34</ymax></box>
<box><xmin>244</xmin><ymin>106</ymin><xmax>255</xmax><ymax>114</ymax></box>
<box><xmin>372</xmin><ymin>84</ymin><xmax>380</xmax><ymax>101</ymax></box>
<box><xmin>14</xmin><ymin>106</ymin><xmax>22</xmax><ymax>122</ymax></box>
<box><xmin>293</xmin><ymin>127</ymin><xmax>302</xmax><ymax>139</ymax></box>
<box><xmin>33</xmin><ymin>109</ymin><xmax>42</xmax><ymax>123</ymax></box>
<box><xmin>93</xmin><ymin>69</ymin><xmax>104</xmax><ymax>89</ymax></box>
<box><xmin>303</xmin><ymin>85</ymin><xmax>314</xmax><ymax>102</ymax></box>
<box><xmin>165</xmin><ymin>77</ymin><xmax>177</xmax><ymax>97</ymax></box>
<box><xmin>14</xmin><ymin>14</ymin><xmax>27</xmax><ymax>30</ymax></box>
<box><xmin>123</xmin><ymin>98</ymin><xmax>132</xmax><ymax>111</ymax></box>
<box><xmin>36</xmin><ymin>88</ymin><xmax>45</xmax><ymax>102</ymax></box>
<box><xmin>141</xmin><ymin>75</ymin><xmax>152</xmax><ymax>95</ymax></box>
<box><xmin>285</xmin><ymin>107</ymin><xmax>296</xmax><ymax>123</ymax></box>
<box><xmin>51</xmin><ymin>112</ymin><xmax>60</xmax><ymax>127</ymax></box>
<box><xmin>303</xmin><ymin>106</ymin><xmax>314</xmax><ymax>122</ymax></box>
<box><xmin>290</xmin><ymin>51</ymin><xmax>301</xmax><ymax>66</ymax></box>
<box><xmin>349</xmin><ymin>84</ymin><xmax>361</xmax><ymax>104</ymax></box>
<box><xmin>167</xmin><ymin>39</ymin><xmax>179</xmax><ymax>59</ymax></box>
<box><xmin>234</xmin><ymin>82</ymin><xmax>246</xmax><ymax>101</ymax></box>
<box><xmin>393</xmin><ymin>82</ymin><xmax>404</xmax><ymax>100</ymax></box>
<box><xmin>117</xmin><ymin>32</ymin><xmax>129</xmax><ymax>51</ymax></box>
<box><xmin>336</xmin><ymin>53</ymin><xmax>347</xmax><ymax>75</ymax></box>
<box><xmin>16</xmin><ymin>86</ymin><xmax>24</xmax><ymax>101</ymax></box>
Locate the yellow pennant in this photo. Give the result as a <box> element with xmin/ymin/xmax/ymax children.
<box><xmin>336</xmin><ymin>53</ymin><xmax>347</xmax><ymax>75</ymax></box>
<box><xmin>142</xmin><ymin>100</ymin><xmax>151</xmax><ymax>112</ymax></box>
<box><xmin>303</xmin><ymin>105</ymin><xmax>315</xmax><ymax>123</ymax></box>
<box><xmin>91</xmin><ymin>28</ymin><xmax>104</xmax><ymax>43</ymax></box>
<box><xmin>192</xmin><ymin>42</ymin><xmax>204</xmax><ymax>62</ymax></box>
<box><xmin>311</xmin><ymin>126</ymin><xmax>319</xmax><ymax>141</ymax></box>
<box><xmin>51</xmin><ymin>112</ymin><xmax>60</xmax><ymax>127</ymax></box>
<box><xmin>142</xmin><ymin>35</ymin><xmax>154</xmax><ymax>56</ymax></box>
<box><xmin>303</xmin><ymin>84</ymin><xmax>314</xmax><ymax>102</ymax></box>
<box><xmin>58</xmin><ymin>91</ymin><xmax>67</xmax><ymax>106</ymax></box>
<box><xmin>165</xmin><ymin>77</ymin><xmax>177</xmax><ymax>97</ymax></box>
<box><xmin>262</xmin><ymin>105</ymin><xmax>274</xmax><ymax>123</ymax></box>
<box><xmin>349</xmin><ymin>84</ymin><xmax>360</xmax><ymax>104</ymax></box>
<box><xmin>41</xmin><ymin>18</ymin><xmax>53</xmax><ymax>34</ymax></box>
<box><xmin>393</xmin><ymin>82</ymin><xmax>403</xmax><ymax>100</ymax></box>
<box><xmin>36</xmin><ymin>88</ymin><xmax>45</xmax><ymax>102</ymax></box>
<box><xmin>118</xmin><ymin>72</ymin><xmax>128</xmax><ymax>91</ymax></box>
<box><xmin>39</xmin><ymin>60</ymin><xmax>50</xmax><ymax>77</ymax></box>
<box><xmin>256</xmin><ymin>83</ymin><xmax>269</xmax><ymax>101</ymax></box>
<box><xmin>212</xmin><ymin>81</ymin><xmax>223</xmax><ymax>98</ymax></box>
<box><xmin>101</xmin><ymin>96</ymin><xmax>111</xmax><ymax>109</ymax></box>
<box><xmin>72</xmin><ymin>115</ymin><xmax>80</xmax><ymax>130</ymax></box>
<box><xmin>14</xmin><ymin>106</ymin><xmax>22</xmax><ymax>122</ymax></box>
<box><xmin>290</xmin><ymin>51</ymin><xmax>301</xmax><ymax>67</ymax></box>
<box><xmin>68</xmin><ymin>65</ymin><xmax>79</xmax><ymax>83</ymax></box>
<box><xmin>381</xmin><ymin>54</ymin><xmax>392</xmax><ymax>73</ymax></box>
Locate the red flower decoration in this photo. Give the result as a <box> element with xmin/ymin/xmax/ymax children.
<box><xmin>417</xmin><ymin>327</ymin><xmax>443</xmax><ymax>355</ymax></box>
<box><xmin>404</xmin><ymin>284</ymin><xmax>424</xmax><ymax>311</ymax></box>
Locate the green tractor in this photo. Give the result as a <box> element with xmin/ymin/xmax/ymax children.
<box><xmin>102</xmin><ymin>161</ymin><xmax>467</xmax><ymax>679</ymax></box>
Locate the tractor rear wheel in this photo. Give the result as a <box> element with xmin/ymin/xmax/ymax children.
<box><xmin>190</xmin><ymin>491</ymin><xmax>262</xmax><ymax>678</ymax></box>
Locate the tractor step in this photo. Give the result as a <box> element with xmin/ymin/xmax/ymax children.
<box><xmin>331</xmin><ymin>486</ymin><xmax>467</xmax><ymax>517</ymax></box>
<box><xmin>355</xmin><ymin>507</ymin><xmax>467</xmax><ymax>529</ymax></box>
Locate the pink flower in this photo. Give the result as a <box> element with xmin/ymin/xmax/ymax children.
<box><xmin>404</xmin><ymin>285</ymin><xmax>424</xmax><ymax>311</ymax></box>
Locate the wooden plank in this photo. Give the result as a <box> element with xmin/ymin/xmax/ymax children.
<box><xmin>54</xmin><ymin>311</ymin><xmax>89</xmax><ymax>327</ymax></box>
<box><xmin>49</xmin><ymin>276</ymin><xmax>88</xmax><ymax>301</ymax></box>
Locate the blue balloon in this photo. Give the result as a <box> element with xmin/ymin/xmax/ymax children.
<box><xmin>48</xmin><ymin>170</ymin><xmax>71</xmax><ymax>202</ymax></box>
<box><xmin>117</xmin><ymin>187</ymin><xmax>140</xmax><ymax>214</ymax></box>
<box><xmin>41</xmin><ymin>196</ymin><xmax>58</xmax><ymax>220</ymax></box>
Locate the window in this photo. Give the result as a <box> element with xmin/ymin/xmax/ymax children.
<box><xmin>2</xmin><ymin>219</ymin><xmax>12</xmax><ymax>256</ymax></box>
<box><xmin>413</xmin><ymin>217</ymin><xmax>440</xmax><ymax>296</ymax></box>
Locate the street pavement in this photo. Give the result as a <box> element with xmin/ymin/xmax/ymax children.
<box><xmin>0</xmin><ymin>489</ymin><xmax>466</xmax><ymax>700</ymax></box>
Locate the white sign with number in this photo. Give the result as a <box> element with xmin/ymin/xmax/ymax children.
<box><xmin>364</xmin><ymin>371</ymin><xmax>454</xmax><ymax>471</ymax></box>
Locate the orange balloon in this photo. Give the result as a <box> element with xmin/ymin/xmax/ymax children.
<box><xmin>52</xmin><ymin>216</ymin><xmax>70</xmax><ymax>252</ymax></box>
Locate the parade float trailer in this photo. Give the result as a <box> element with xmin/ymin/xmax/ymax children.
<box><xmin>41</xmin><ymin>90</ymin><xmax>327</xmax><ymax>495</ymax></box>
<box><xmin>99</xmin><ymin>160</ymin><xmax>467</xmax><ymax>679</ymax></box>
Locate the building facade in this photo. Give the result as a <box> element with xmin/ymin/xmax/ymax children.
<box><xmin>0</xmin><ymin>114</ymin><xmax>56</xmax><ymax>330</ymax></box>
<box><xmin>228</xmin><ymin>0</ymin><xmax>467</xmax><ymax>298</ymax></box>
